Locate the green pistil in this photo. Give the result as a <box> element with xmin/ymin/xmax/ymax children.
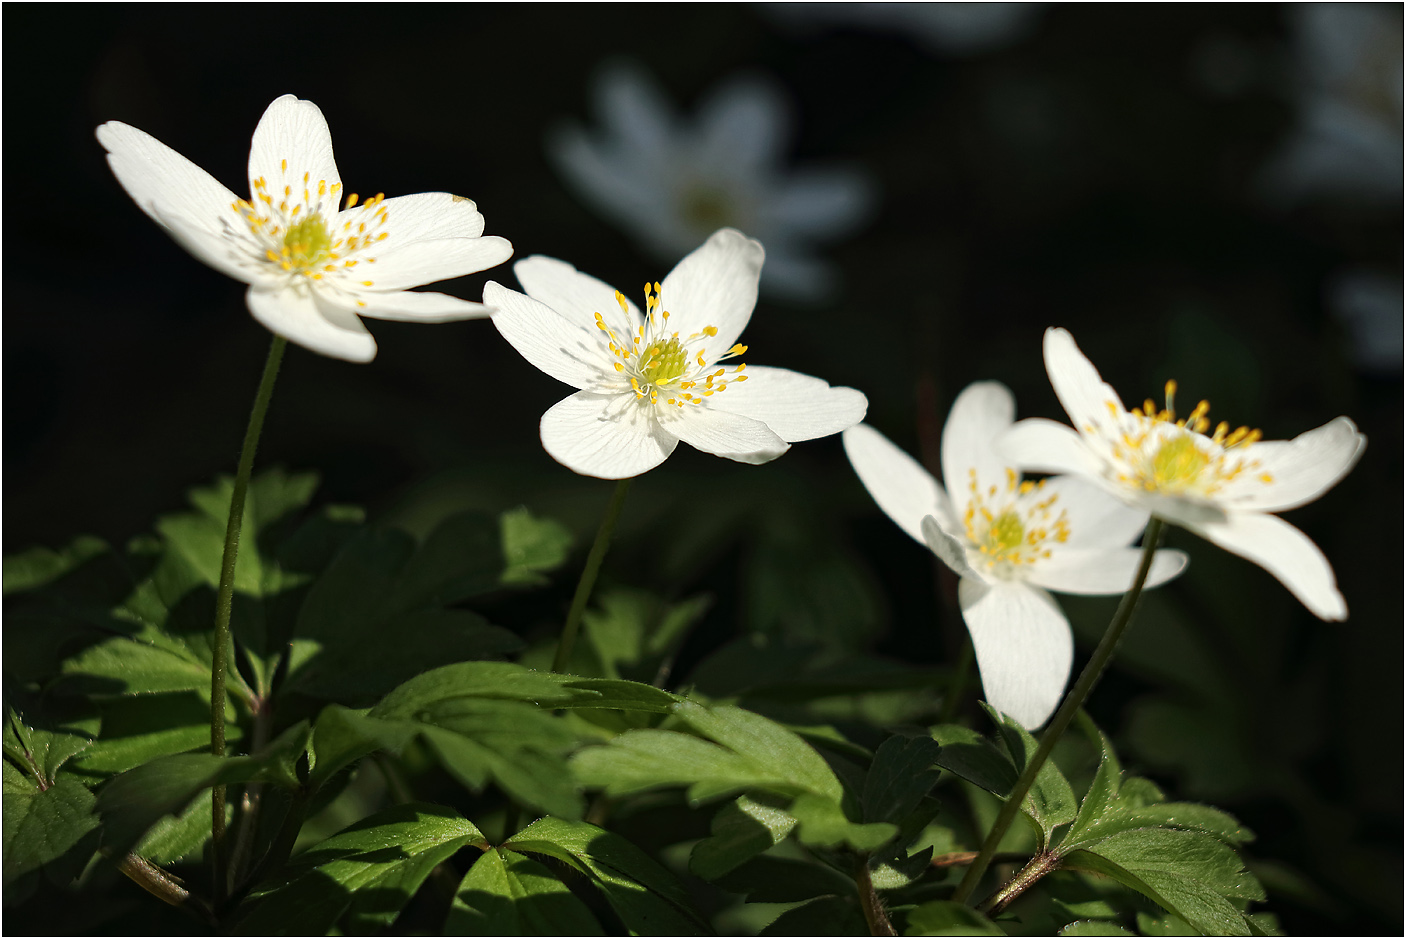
<box><xmin>642</xmin><ymin>337</ymin><xmax>688</xmax><ymax>385</ymax></box>
<box><xmin>986</xmin><ymin>510</ymin><xmax>1026</xmax><ymax>557</ymax></box>
<box><xmin>1150</xmin><ymin>434</ymin><xmax>1209</xmax><ymax>491</ymax></box>
<box><xmin>283</xmin><ymin>214</ymin><xmax>331</xmax><ymax>269</ymax></box>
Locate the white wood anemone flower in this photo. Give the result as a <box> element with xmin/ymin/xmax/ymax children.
<box><xmin>484</xmin><ymin>228</ymin><xmax>867</xmax><ymax>479</ymax></box>
<box><xmin>548</xmin><ymin>63</ymin><xmax>874</xmax><ymax>302</ymax></box>
<box><xmin>95</xmin><ymin>94</ymin><xmax>513</xmax><ymax>363</ymax></box>
<box><xmin>999</xmin><ymin>327</ymin><xmax>1367</xmax><ymax>621</ymax></box>
<box><xmin>842</xmin><ymin>382</ymin><xmax>1187</xmax><ymax>729</ymax></box>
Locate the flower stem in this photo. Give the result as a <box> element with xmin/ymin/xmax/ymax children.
<box><xmin>210</xmin><ymin>334</ymin><xmax>286</xmax><ymax>906</ymax></box>
<box><xmin>855</xmin><ymin>858</ymin><xmax>897</xmax><ymax>936</ymax></box>
<box><xmin>551</xmin><ymin>477</ymin><xmax>633</xmax><ymax>673</ymax></box>
<box><xmin>950</xmin><ymin>517</ymin><xmax>1165</xmax><ymax>906</ymax></box>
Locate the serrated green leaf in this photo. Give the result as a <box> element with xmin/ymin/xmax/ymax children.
<box><xmin>447</xmin><ymin>847</ymin><xmax>605</xmax><ymax>936</ymax></box>
<box><xmin>69</xmin><ymin>692</ymin><xmax>237</xmax><ymax>777</ymax></box>
<box><xmin>903</xmin><ymin>899</ymin><xmax>1005</xmax><ymax>936</ymax></box>
<box><xmin>3</xmin><ymin>536</ymin><xmax>111</xmax><ymax>595</ymax></box>
<box><xmin>673</xmin><ymin>701</ymin><xmax>843</xmax><ymax>801</ymax></box>
<box><xmin>712</xmin><ymin>854</ymin><xmax>854</xmax><ymax>902</ymax></box>
<box><xmin>571</xmin><ymin>728</ymin><xmax>774</xmax><ymax>802</ymax></box>
<box><xmin>1135</xmin><ymin>911</ymin><xmax>1198</xmax><ymax>935</ymax></box>
<box><xmin>789</xmin><ymin>793</ymin><xmax>897</xmax><ymax>852</ymax></box>
<box><xmin>1117</xmin><ymin>777</ymin><xmax>1166</xmax><ymax>808</ymax></box>
<box><xmin>370</xmin><ymin>662</ymin><xmax>574</xmax><ymax>719</ymax></box>
<box><xmin>132</xmin><ymin>787</ymin><xmax>221</xmax><ymax>865</ymax></box>
<box><xmin>419</xmin><ymin>722</ymin><xmax>584</xmax><ymax>819</ymax></box>
<box><xmin>983</xmin><ymin>703</ymin><xmax>1078</xmax><ymax>848</ymax></box>
<box><xmin>506</xmin><ymin>816</ymin><xmax>711</xmax><ymax>935</ymax></box>
<box><xmin>582</xmin><ymin>588</ymin><xmax>710</xmax><ymax>681</ymax></box>
<box><xmin>1068</xmin><ymin>802</ymin><xmax>1256</xmax><ymax>850</ymax></box>
<box><xmin>870</xmin><ymin>845</ymin><xmax>934</xmax><ymax>890</ymax></box>
<box><xmin>931</xmin><ymin>723</ymin><xmax>1018</xmax><ymax>795</ymax></box>
<box><xmin>307</xmin><ymin>705</ymin><xmax>420</xmax><ymax>792</ymax></box>
<box><xmin>500</xmin><ymin>507</ymin><xmax>573</xmax><ymax>587</ymax></box>
<box><xmin>4</xmin><ymin>709</ymin><xmax>98</xmax><ymax>785</ymax></box>
<box><xmin>1059</xmin><ymin>922</ymin><xmax>1136</xmax><ymax>937</ymax></box>
<box><xmin>862</xmin><ymin>734</ymin><xmax>942</xmax><ymax>825</ymax></box>
<box><xmin>2</xmin><ymin>770</ymin><xmax>99</xmax><ymax>889</ymax></box>
<box><xmin>234</xmin><ymin>802</ymin><xmax>486</xmax><ymax>935</ymax></box>
<box><xmin>690</xmin><ymin>793</ymin><xmax>798</xmax><ymax>881</ymax></box>
<box><xmin>1064</xmin><ymin>713</ymin><xmax>1122</xmax><ymax>846</ymax></box>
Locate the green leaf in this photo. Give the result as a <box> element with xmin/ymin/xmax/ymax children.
<box><xmin>673</xmin><ymin>701</ymin><xmax>843</xmax><ymax>802</ymax></box>
<box><xmin>1058</xmin><ymin>922</ymin><xmax>1137</xmax><ymax>937</ymax></box>
<box><xmin>984</xmin><ymin>704</ymin><xmax>1078</xmax><ymax>848</ymax></box>
<box><xmin>861</xmin><ymin>734</ymin><xmax>942</xmax><ymax>825</ymax></box>
<box><xmin>761</xmin><ymin>895</ymin><xmax>867</xmax><ymax>936</ymax></box>
<box><xmin>306</xmin><ymin>705</ymin><xmax>420</xmax><ymax>793</ymax></box>
<box><xmin>499</xmin><ymin>507</ymin><xmax>573</xmax><ymax>587</ymax></box>
<box><xmin>1064</xmin><ymin>713</ymin><xmax>1123</xmax><ymax>846</ymax></box>
<box><xmin>571</xmin><ymin>728</ymin><xmax>774</xmax><ymax>803</ymax></box>
<box><xmin>869</xmin><ymin>845</ymin><xmax>935</xmax><ymax>890</ymax></box>
<box><xmin>1068</xmin><ymin>803</ymin><xmax>1256</xmax><ymax>850</ymax></box>
<box><xmin>1136</xmin><ymin>911</ymin><xmax>1199</xmax><ymax>936</ymax></box>
<box><xmin>4</xmin><ymin>708</ymin><xmax>98</xmax><ymax>785</ymax></box>
<box><xmin>506</xmin><ymin>816</ymin><xmax>711</xmax><ymax>936</ymax></box>
<box><xmin>132</xmin><ymin>788</ymin><xmax>220</xmax><ymax>865</ymax></box>
<box><xmin>447</xmin><ymin>847</ymin><xmax>605</xmax><ymax>935</ymax></box>
<box><xmin>234</xmin><ymin>802</ymin><xmax>486</xmax><ymax>935</ymax></box>
<box><xmin>582</xmin><ymin>588</ymin><xmax>710</xmax><ymax>681</ymax></box>
<box><xmin>3</xmin><ymin>536</ymin><xmax>111</xmax><ymax>595</ymax></box>
<box><xmin>711</xmin><ymin>855</ymin><xmax>854</xmax><ymax>903</ymax></box>
<box><xmin>1063</xmin><ymin>828</ymin><xmax>1264</xmax><ymax>936</ymax></box>
<box><xmin>2</xmin><ymin>766</ymin><xmax>99</xmax><ymax>892</ymax></box>
<box><xmin>789</xmin><ymin>793</ymin><xmax>898</xmax><ymax>852</ymax></box>
<box><xmin>69</xmin><ymin>692</ymin><xmax>238</xmax><ymax>777</ymax></box>
<box><xmin>931</xmin><ymin>723</ymin><xmax>1018</xmax><ymax>796</ymax></box>
<box><xmin>903</xmin><ymin>900</ymin><xmax>1005</xmax><ymax>936</ymax></box>
<box><xmin>690</xmin><ymin>793</ymin><xmax>797</xmax><ymax>881</ymax></box>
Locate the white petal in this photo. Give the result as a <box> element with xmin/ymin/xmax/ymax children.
<box><xmin>998</xmin><ymin>417</ymin><xmax>1107</xmax><ymax>477</ymax></box>
<box><xmin>941</xmin><ymin>382</ymin><xmax>1016</xmax><ymax>518</ymax></box>
<box><xmin>1218</xmin><ymin>417</ymin><xmax>1367</xmax><ymax>512</ymax></box>
<box><xmin>546</xmin><ymin>126</ymin><xmax>676</xmax><ymax>244</ymax></box>
<box><xmin>594</xmin><ymin>62</ymin><xmax>676</xmax><ymax>157</ymax></box>
<box><xmin>695</xmin><ymin>76</ymin><xmax>790</xmax><ymax>172</ymax></box>
<box><xmin>246</xmin><ymin>286</ymin><xmax>376</xmax><ymax>363</ymax></box>
<box><xmin>922</xmin><ymin>516</ymin><xmax>978</xmax><ymax>579</ymax></box>
<box><xmin>659</xmin><ymin>228</ymin><xmax>763</xmax><ymax>353</ymax></box>
<box><xmin>958</xmin><ymin>578</ymin><xmax>1073</xmax><ymax>730</ymax></box>
<box><xmin>351</xmin><ymin>288</ymin><xmax>494</xmax><ymax>323</ymax></box>
<box><xmin>760</xmin><ymin>169</ymin><xmax>877</xmax><ymax>240</ymax></box>
<box><xmin>1043</xmin><ymin>327</ymin><xmax>1128</xmax><ymax>440</ymax></box>
<box><xmin>1183</xmin><ymin>512</ymin><xmax>1348</xmax><ymax>621</ymax></box>
<box><xmin>484</xmin><ymin>281</ymin><xmax>614</xmax><ymax>390</ymax></box>
<box><xmin>364</xmin><ymin>191</ymin><xmax>490</xmax><ymax>243</ymax></box>
<box><xmin>151</xmin><ymin>204</ymin><xmax>265</xmax><ymax>285</ymax></box>
<box><xmin>1024</xmin><ymin>547</ymin><xmax>1188</xmax><ymax>595</ymax></box>
<box><xmin>706</xmin><ymin>365</ymin><xmax>866</xmax><ymax>441</ymax></box>
<box><xmin>513</xmin><ymin>256</ymin><xmax>642</xmax><ymax>334</ymax></box>
<box><xmin>540</xmin><ymin>392</ymin><xmax>677</xmax><ymax>479</ymax></box>
<box><xmin>362</xmin><ymin>236</ymin><xmax>514</xmax><ymax>292</ymax></box>
<box><xmin>95</xmin><ymin>122</ymin><xmax>252</xmax><ymax>270</ymax></box>
<box><xmin>842</xmin><ymin>424</ymin><xmax>948</xmax><ymax>545</ymax></box>
<box><xmin>1041</xmin><ymin>475</ymin><xmax>1151</xmax><ymax>550</ymax></box>
<box><xmin>247</xmin><ymin>95</ymin><xmax>340</xmax><ymax>199</ymax></box>
<box><xmin>665</xmin><ymin>405</ymin><xmax>789</xmax><ymax>464</ymax></box>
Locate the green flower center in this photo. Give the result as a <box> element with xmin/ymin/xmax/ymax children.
<box><xmin>283</xmin><ymin>214</ymin><xmax>333</xmax><ymax>271</ymax></box>
<box><xmin>984</xmin><ymin>510</ymin><xmax>1027</xmax><ymax>557</ymax></box>
<box><xmin>639</xmin><ymin>336</ymin><xmax>689</xmax><ymax>386</ymax></box>
<box><xmin>1150</xmin><ymin>434</ymin><xmax>1210</xmax><ymax>491</ymax></box>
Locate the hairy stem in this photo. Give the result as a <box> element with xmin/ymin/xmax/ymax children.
<box><xmin>856</xmin><ymin>859</ymin><xmax>898</xmax><ymax>937</ymax></box>
<box><xmin>211</xmin><ymin>335</ymin><xmax>286</xmax><ymax>905</ymax></box>
<box><xmin>981</xmin><ymin>850</ymin><xmax>1060</xmax><ymax>915</ymax></box>
<box><xmin>552</xmin><ymin>477</ymin><xmax>633</xmax><ymax>673</ymax></box>
<box><xmin>117</xmin><ymin>854</ymin><xmax>216</xmax><ymax>927</ymax></box>
<box><xmin>951</xmin><ymin>517</ymin><xmax>1165</xmax><ymax>906</ymax></box>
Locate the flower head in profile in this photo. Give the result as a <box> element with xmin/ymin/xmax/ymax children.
<box><xmin>999</xmin><ymin>328</ymin><xmax>1367</xmax><ymax>620</ymax></box>
<box><xmin>843</xmin><ymin>382</ymin><xmax>1186</xmax><ymax>728</ymax></box>
<box><xmin>548</xmin><ymin>63</ymin><xmax>875</xmax><ymax>302</ymax></box>
<box><xmin>96</xmin><ymin>94</ymin><xmax>513</xmax><ymax>362</ymax></box>
<box><xmin>485</xmin><ymin>228</ymin><xmax>867</xmax><ymax>479</ymax></box>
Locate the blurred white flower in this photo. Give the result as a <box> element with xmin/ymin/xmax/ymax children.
<box><xmin>486</xmin><ymin>228</ymin><xmax>867</xmax><ymax>479</ymax></box>
<box><xmin>763</xmin><ymin>2</ymin><xmax>1044</xmax><ymax>56</ymax></box>
<box><xmin>1327</xmin><ymin>269</ymin><xmax>1403</xmax><ymax>374</ymax></box>
<box><xmin>548</xmin><ymin>63</ymin><xmax>875</xmax><ymax>302</ymax></box>
<box><xmin>1000</xmin><ymin>328</ymin><xmax>1367</xmax><ymax>621</ymax></box>
<box><xmin>843</xmin><ymin>383</ymin><xmax>1186</xmax><ymax>728</ymax></box>
<box><xmin>96</xmin><ymin>94</ymin><xmax>512</xmax><ymax>362</ymax></box>
<box><xmin>1259</xmin><ymin>2</ymin><xmax>1403</xmax><ymax>205</ymax></box>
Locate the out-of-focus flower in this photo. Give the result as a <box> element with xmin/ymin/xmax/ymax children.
<box><xmin>1327</xmin><ymin>269</ymin><xmax>1404</xmax><ymax>374</ymax></box>
<box><xmin>1259</xmin><ymin>2</ymin><xmax>1403</xmax><ymax>206</ymax></box>
<box><xmin>762</xmin><ymin>2</ymin><xmax>1044</xmax><ymax>56</ymax></box>
<box><xmin>548</xmin><ymin>63</ymin><xmax>875</xmax><ymax>302</ymax></box>
<box><xmin>485</xmin><ymin>228</ymin><xmax>867</xmax><ymax>478</ymax></box>
<box><xmin>843</xmin><ymin>383</ymin><xmax>1186</xmax><ymax>728</ymax></box>
<box><xmin>96</xmin><ymin>94</ymin><xmax>512</xmax><ymax>362</ymax></box>
<box><xmin>1000</xmin><ymin>328</ymin><xmax>1367</xmax><ymax>621</ymax></box>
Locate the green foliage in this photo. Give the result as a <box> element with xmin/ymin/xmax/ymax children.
<box><xmin>234</xmin><ymin>802</ymin><xmax>487</xmax><ymax>935</ymax></box>
<box><xmin>903</xmin><ymin>900</ymin><xmax>1005</xmax><ymax>936</ymax></box>
<box><xmin>447</xmin><ymin>847</ymin><xmax>606</xmax><ymax>935</ymax></box>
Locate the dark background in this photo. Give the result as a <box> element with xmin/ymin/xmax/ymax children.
<box><xmin>5</xmin><ymin>4</ymin><xmax>1401</xmax><ymax>934</ymax></box>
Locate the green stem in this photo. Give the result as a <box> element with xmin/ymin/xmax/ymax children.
<box><xmin>938</xmin><ymin>637</ymin><xmax>974</xmax><ymax>725</ymax></box>
<box><xmin>951</xmin><ymin>517</ymin><xmax>1166</xmax><ymax>906</ymax></box>
<box><xmin>551</xmin><ymin>477</ymin><xmax>633</xmax><ymax>673</ymax></box>
<box><xmin>210</xmin><ymin>335</ymin><xmax>286</xmax><ymax>905</ymax></box>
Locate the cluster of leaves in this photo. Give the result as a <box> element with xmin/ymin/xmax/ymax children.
<box><xmin>5</xmin><ymin>472</ymin><xmax>1277</xmax><ymax>935</ymax></box>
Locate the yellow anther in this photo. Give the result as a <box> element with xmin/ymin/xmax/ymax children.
<box><xmin>346</xmin><ymin>193</ymin><xmax>359</xmax><ymax>209</ymax></box>
<box><xmin>614</xmin><ymin>363</ymin><xmax>624</xmax><ymax>372</ymax></box>
<box><xmin>281</xmin><ymin>159</ymin><xmax>287</xmax><ymax>173</ymax></box>
<box><xmin>703</xmin><ymin>326</ymin><xmax>718</xmax><ymax>337</ymax></box>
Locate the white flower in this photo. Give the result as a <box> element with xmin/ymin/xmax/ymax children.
<box><xmin>548</xmin><ymin>62</ymin><xmax>875</xmax><ymax>302</ymax></box>
<box><xmin>484</xmin><ymin>228</ymin><xmax>867</xmax><ymax>479</ymax></box>
<box><xmin>843</xmin><ymin>382</ymin><xmax>1187</xmax><ymax>729</ymax></box>
<box><xmin>999</xmin><ymin>327</ymin><xmax>1367</xmax><ymax>621</ymax></box>
<box><xmin>95</xmin><ymin>94</ymin><xmax>513</xmax><ymax>363</ymax></box>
